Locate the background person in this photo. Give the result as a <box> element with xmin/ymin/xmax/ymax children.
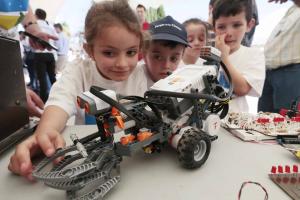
<box><xmin>54</xmin><ymin>23</ymin><xmax>69</xmax><ymax>73</ymax></box>
<box><xmin>241</xmin><ymin>0</ymin><xmax>259</xmax><ymax>47</ymax></box>
<box><xmin>0</xmin><ymin>1</ymin><xmax>57</xmax><ymax>117</ymax></box>
<box><xmin>33</xmin><ymin>8</ymin><xmax>58</xmax><ymax>102</ymax></box>
<box><xmin>182</xmin><ymin>18</ymin><xmax>208</xmax><ymax>65</ymax></box>
<box><xmin>258</xmin><ymin>0</ymin><xmax>300</xmax><ymax>113</ymax></box>
<box><xmin>136</xmin><ymin>4</ymin><xmax>150</xmax><ymax>30</ymax></box>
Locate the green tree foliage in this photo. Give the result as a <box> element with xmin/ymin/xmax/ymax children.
<box><xmin>146</xmin><ymin>5</ymin><xmax>165</xmax><ymax>23</ymax></box>
<box><xmin>157</xmin><ymin>5</ymin><xmax>165</xmax><ymax>19</ymax></box>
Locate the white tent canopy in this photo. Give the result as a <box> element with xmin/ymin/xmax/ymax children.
<box><xmin>30</xmin><ymin>0</ymin><xmax>292</xmax><ymax>45</ymax></box>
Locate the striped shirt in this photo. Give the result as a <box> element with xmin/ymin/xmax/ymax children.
<box><xmin>264</xmin><ymin>4</ymin><xmax>300</xmax><ymax>69</ymax></box>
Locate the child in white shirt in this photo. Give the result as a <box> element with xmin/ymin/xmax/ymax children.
<box><xmin>212</xmin><ymin>0</ymin><xmax>265</xmax><ymax>112</ymax></box>
<box><xmin>182</xmin><ymin>18</ymin><xmax>208</xmax><ymax>66</ymax></box>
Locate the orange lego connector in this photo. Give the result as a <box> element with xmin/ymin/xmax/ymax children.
<box><xmin>111</xmin><ymin>107</ymin><xmax>119</xmax><ymax>116</ymax></box>
<box><xmin>120</xmin><ymin>134</ymin><xmax>136</xmax><ymax>145</ymax></box>
<box><xmin>111</xmin><ymin>107</ymin><xmax>125</xmax><ymax>129</ymax></box>
<box><xmin>115</xmin><ymin>115</ymin><xmax>125</xmax><ymax>129</ymax></box>
<box><xmin>137</xmin><ymin>131</ymin><xmax>152</xmax><ymax>141</ymax></box>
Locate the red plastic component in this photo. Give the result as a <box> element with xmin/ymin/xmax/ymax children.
<box><xmin>291</xmin><ymin>177</ymin><xmax>297</xmax><ymax>184</ymax></box>
<box><xmin>278</xmin><ymin>165</ymin><xmax>283</xmax><ymax>173</ymax></box>
<box><xmin>271</xmin><ymin>166</ymin><xmax>277</xmax><ymax>174</ymax></box>
<box><xmin>273</xmin><ymin>117</ymin><xmax>285</xmax><ymax>122</ymax></box>
<box><xmin>257</xmin><ymin>118</ymin><xmax>269</xmax><ymax>123</ymax></box>
<box><xmin>293</xmin><ymin>165</ymin><xmax>298</xmax><ymax>173</ymax></box>
<box><xmin>283</xmin><ymin>177</ymin><xmax>289</xmax><ymax>183</ymax></box>
<box><xmin>276</xmin><ymin>177</ymin><xmax>282</xmax><ymax>183</ymax></box>
<box><xmin>279</xmin><ymin>109</ymin><xmax>288</xmax><ymax>117</ymax></box>
<box><xmin>292</xmin><ymin>117</ymin><xmax>300</xmax><ymax>122</ymax></box>
<box><xmin>285</xmin><ymin>165</ymin><xmax>291</xmax><ymax>173</ymax></box>
<box><xmin>84</xmin><ymin>103</ymin><xmax>90</xmax><ymax>113</ymax></box>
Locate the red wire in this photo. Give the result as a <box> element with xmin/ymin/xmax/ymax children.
<box><xmin>238</xmin><ymin>181</ymin><xmax>269</xmax><ymax>200</ymax></box>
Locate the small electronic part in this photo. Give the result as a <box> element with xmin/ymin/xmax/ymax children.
<box><xmin>120</xmin><ymin>134</ymin><xmax>135</xmax><ymax>145</ymax></box>
<box><xmin>70</xmin><ymin>134</ymin><xmax>88</xmax><ymax>158</ymax></box>
<box><xmin>223</xmin><ymin>127</ymin><xmax>275</xmax><ymax>141</ymax></box>
<box><xmin>223</xmin><ymin>112</ymin><xmax>300</xmax><ymax>141</ymax></box>
<box><xmin>277</xmin><ymin>135</ymin><xmax>300</xmax><ymax>159</ymax></box>
<box><xmin>280</xmin><ymin>97</ymin><xmax>300</xmax><ymax>118</ymax></box>
<box><xmin>277</xmin><ymin>135</ymin><xmax>300</xmax><ymax>144</ymax></box>
<box><xmin>269</xmin><ymin>165</ymin><xmax>300</xmax><ymax>200</ymax></box>
<box><xmin>77</xmin><ymin>90</ymin><xmax>117</xmax><ymax>115</ymax></box>
<box><xmin>137</xmin><ymin>128</ymin><xmax>153</xmax><ymax>141</ymax></box>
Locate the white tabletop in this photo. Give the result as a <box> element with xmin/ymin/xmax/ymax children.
<box><xmin>0</xmin><ymin>125</ymin><xmax>296</xmax><ymax>200</ymax></box>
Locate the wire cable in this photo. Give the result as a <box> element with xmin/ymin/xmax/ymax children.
<box><xmin>238</xmin><ymin>181</ymin><xmax>269</xmax><ymax>200</ymax></box>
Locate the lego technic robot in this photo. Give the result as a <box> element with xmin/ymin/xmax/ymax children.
<box><xmin>32</xmin><ymin>47</ymin><xmax>233</xmax><ymax>200</ymax></box>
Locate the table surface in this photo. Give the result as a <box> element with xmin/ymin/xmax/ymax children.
<box><xmin>0</xmin><ymin>125</ymin><xmax>298</xmax><ymax>200</ymax></box>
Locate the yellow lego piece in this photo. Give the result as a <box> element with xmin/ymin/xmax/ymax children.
<box><xmin>295</xmin><ymin>151</ymin><xmax>300</xmax><ymax>158</ymax></box>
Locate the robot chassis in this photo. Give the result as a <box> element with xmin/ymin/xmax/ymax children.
<box><xmin>32</xmin><ymin>47</ymin><xmax>233</xmax><ymax>200</ymax></box>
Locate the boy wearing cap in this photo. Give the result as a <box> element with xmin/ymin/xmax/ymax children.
<box><xmin>141</xmin><ymin>16</ymin><xmax>189</xmax><ymax>88</ymax></box>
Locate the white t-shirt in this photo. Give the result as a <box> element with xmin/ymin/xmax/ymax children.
<box><xmin>45</xmin><ymin>58</ymin><xmax>148</xmax><ymax>124</ymax></box>
<box><xmin>54</xmin><ymin>32</ymin><xmax>69</xmax><ymax>56</ymax></box>
<box><xmin>227</xmin><ymin>45</ymin><xmax>265</xmax><ymax>113</ymax></box>
<box><xmin>139</xmin><ymin>62</ymin><xmax>155</xmax><ymax>89</ymax></box>
<box><xmin>34</xmin><ymin>20</ymin><xmax>57</xmax><ymax>55</ymax></box>
<box><xmin>179</xmin><ymin>57</ymin><xmax>205</xmax><ymax>68</ymax></box>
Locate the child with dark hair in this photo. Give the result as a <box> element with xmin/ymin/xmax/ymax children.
<box><xmin>8</xmin><ymin>0</ymin><xmax>147</xmax><ymax>180</ymax></box>
<box><xmin>213</xmin><ymin>0</ymin><xmax>265</xmax><ymax>112</ymax></box>
<box><xmin>35</xmin><ymin>8</ymin><xmax>47</xmax><ymax>20</ymax></box>
<box><xmin>207</xmin><ymin>0</ymin><xmax>218</xmax><ymax>47</ymax></box>
<box><xmin>241</xmin><ymin>0</ymin><xmax>259</xmax><ymax>47</ymax></box>
<box><xmin>182</xmin><ymin>18</ymin><xmax>208</xmax><ymax>65</ymax></box>
<box><xmin>141</xmin><ymin>16</ymin><xmax>189</xmax><ymax>88</ymax></box>
<box><xmin>208</xmin><ymin>0</ymin><xmax>218</xmax><ymax>25</ymax></box>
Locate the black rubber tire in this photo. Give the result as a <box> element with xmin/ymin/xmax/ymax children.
<box><xmin>177</xmin><ymin>129</ymin><xmax>211</xmax><ymax>169</ymax></box>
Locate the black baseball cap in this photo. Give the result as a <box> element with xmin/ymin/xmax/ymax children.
<box><xmin>150</xmin><ymin>16</ymin><xmax>190</xmax><ymax>47</ymax></box>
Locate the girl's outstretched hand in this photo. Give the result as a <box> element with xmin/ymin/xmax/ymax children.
<box><xmin>8</xmin><ymin>130</ymin><xmax>65</xmax><ymax>181</ymax></box>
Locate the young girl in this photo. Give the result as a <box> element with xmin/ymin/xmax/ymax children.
<box><xmin>8</xmin><ymin>0</ymin><xmax>147</xmax><ymax>180</ymax></box>
<box><xmin>182</xmin><ymin>18</ymin><xmax>208</xmax><ymax>65</ymax></box>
